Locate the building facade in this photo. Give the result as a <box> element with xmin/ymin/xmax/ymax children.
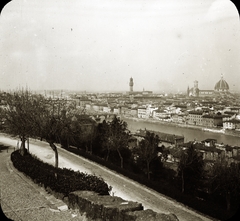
<box><xmin>187</xmin><ymin>76</ymin><xmax>230</xmax><ymax>97</ymax></box>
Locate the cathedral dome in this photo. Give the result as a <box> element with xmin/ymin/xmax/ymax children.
<box><xmin>214</xmin><ymin>77</ymin><xmax>229</xmax><ymax>91</ymax></box>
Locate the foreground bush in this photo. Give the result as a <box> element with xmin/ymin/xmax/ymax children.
<box><xmin>11</xmin><ymin>150</ymin><xmax>110</xmax><ymax>196</ymax></box>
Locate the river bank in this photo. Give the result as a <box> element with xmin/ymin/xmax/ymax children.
<box><xmin>122</xmin><ymin>116</ymin><xmax>211</xmax><ymax>131</ymax></box>
<box><xmin>122</xmin><ymin>116</ymin><xmax>203</xmax><ymax>131</ymax></box>
<box><xmin>121</xmin><ymin>116</ymin><xmax>240</xmax><ymax>144</ymax></box>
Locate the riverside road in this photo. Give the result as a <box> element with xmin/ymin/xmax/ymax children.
<box><xmin>0</xmin><ymin>134</ymin><xmax>216</xmax><ymax>221</ymax></box>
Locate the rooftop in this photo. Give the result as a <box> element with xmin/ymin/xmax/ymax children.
<box><xmin>136</xmin><ymin>129</ymin><xmax>184</xmax><ymax>144</ymax></box>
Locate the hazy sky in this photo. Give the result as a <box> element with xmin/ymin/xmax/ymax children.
<box><xmin>0</xmin><ymin>0</ymin><xmax>239</xmax><ymax>93</ymax></box>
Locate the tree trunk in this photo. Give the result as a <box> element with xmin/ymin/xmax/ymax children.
<box><xmin>49</xmin><ymin>142</ymin><xmax>59</xmax><ymax>168</ymax></box>
<box><xmin>226</xmin><ymin>191</ymin><xmax>231</xmax><ymax>211</ymax></box>
<box><xmin>90</xmin><ymin>138</ymin><xmax>92</xmax><ymax>154</ymax></box>
<box><xmin>147</xmin><ymin>161</ymin><xmax>150</xmax><ymax>180</ymax></box>
<box><xmin>19</xmin><ymin>136</ymin><xmax>27</xmax><ymax>156</ymax></box>
<box><xmin>181</xmin><ymin>170</ymin><xmax>185</xmax><ymax>193</ymax></box>
<box><xmin>67</xmin><ymin>137</ymin><xmax>69</xmax><ymax>149</ymax></box>
<box><xmin>106</xmin><ymin>148</ymin><xmax>110</xmax><ymax>161</ymax></box>
<box><xmin>27</xmin><ymin>138</ymin><xmax>29</xmax><ymax>153</ymax></box>
<box><xmin>117</xmin><ymin>148</ymin><xmax>123</xmax><ymax>168</ymax></box>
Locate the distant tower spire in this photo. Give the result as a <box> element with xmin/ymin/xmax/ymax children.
<box><xmin>193</xmin><ymin>80</ymin><xmax>199</xmax><ymax>97</ymax></box>
<box><xmin>129</xmin><ymin>77</ymin><xmax>134</xmax><ymax>92</ymax></box>
<box><xmin>194</xmin><ymin>80</ymin><xmax>198</xmax><ymax>89</ymax></box>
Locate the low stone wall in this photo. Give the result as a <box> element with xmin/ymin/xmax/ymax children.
<box><xmin>126</xmin><ymin>209</ymin><xmax>179</xmax><ymax>221</ymax></box>
<box><xmin>65</xmin><ymin>190</ymin><xmax>179</xmax><ymax>221</ymax></box>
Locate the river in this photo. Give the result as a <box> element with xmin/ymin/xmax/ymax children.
<box><xmin>123</xmin><ymin>118</ymin><xmax>240</xmax><ymax>146</ymax></box>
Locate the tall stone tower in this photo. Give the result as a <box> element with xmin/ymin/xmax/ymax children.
<box><xmin>193</xmin><ymin>80</ymin><xmax>199</xmax><ymax>97</ymax></box>
<box><xmin>194</xmin><ymin>80</ymin><xmax>198</xmax><ymax>89</ymax></box>
<box><xmin>129</xmin><ymin>77</ymin><xmax>134</xmax><ymax>92</ymax></box>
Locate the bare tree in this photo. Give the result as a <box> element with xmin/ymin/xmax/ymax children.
<box><xmin>37</xmin><ymin>99</ymin><xmax>74</xmax><ymax>168</ymax></box>
<box><xmin>2</xmin><ymin>90</ymin><xmax>45</xmax><ymax>155</ymax></box>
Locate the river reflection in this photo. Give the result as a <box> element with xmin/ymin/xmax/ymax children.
<box><xmin>124</xmin><ymin>118</ymin><xmax>240</xmax><ymax>146</ymax></box>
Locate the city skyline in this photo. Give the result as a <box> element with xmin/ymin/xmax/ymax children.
<box><xmin>0</xmin><ymin>0</ymin><xmax>240</xmax><ymax>93</ymax></box>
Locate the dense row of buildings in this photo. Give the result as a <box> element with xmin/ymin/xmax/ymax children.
<box><xmin>75</xmin><ymin>95</ymin><xmax>240</xmax><ymax>130</ymax></box>
<box><xmin>38</xmin><ymin>77</ymin><xmax>239</xmax><ymax>132</ymax></box>
<box><xmin>34</xmin><ymin>75</ymin><xmax>239</xmax><ymax>152</ymax></box>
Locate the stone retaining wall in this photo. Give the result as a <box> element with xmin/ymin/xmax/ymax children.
<box><xmin>64</xmin><ymin>190</ymin><xmax>179</xmax><ymax>221</ymax></box>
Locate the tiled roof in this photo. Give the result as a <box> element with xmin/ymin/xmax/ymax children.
<box><xmin>202</xmin><ymin>114</ymin><xmax>223</xmax><ymax>119</ymax></box>
<box><xmin>189</xmin><ymin>111</ymin><xmax>203</xmax><ymax>115</ymax></box>
<box><xmin>136</xmin><ymin>129</ymin><xmax>184</xmax><ymax>143</ymax></box>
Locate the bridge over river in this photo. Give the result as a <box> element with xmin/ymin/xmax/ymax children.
<box><xmin>89</xmin><ymin>113</ymin><xmax>116</xmax><ymax>122</ymax></box>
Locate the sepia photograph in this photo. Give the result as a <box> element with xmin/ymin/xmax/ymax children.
<box><xmin>0</xmin><ymin>0</ymin><xmax>240</xmax><ymax>220</ymax></box>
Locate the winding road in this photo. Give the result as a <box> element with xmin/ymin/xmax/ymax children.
<box><xmin>0</xmin><ymin>134</ymin><xmax>216</xmax><ymax>221</ymax></box>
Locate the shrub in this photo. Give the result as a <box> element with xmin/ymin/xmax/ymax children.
<box><xmin>11</xmin><ymin>150</ymin><xmax>110</xmax><ymax>196</ymax></box>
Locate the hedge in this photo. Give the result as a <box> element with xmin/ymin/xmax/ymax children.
<box><xmin>11</xmin><ymin>150</ymin><xmax>110</xmax><ymax>196</ymax></box>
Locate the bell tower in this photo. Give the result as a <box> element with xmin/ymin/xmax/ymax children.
<box><xmin>129</xmin><ymin>77</ymin><xmax>134</xmax><ymax>92</ymax></box>
<box><xmin>193</xmin><ymin>80</ymin><xmax>199</xmax><ymax>97</ymax></box>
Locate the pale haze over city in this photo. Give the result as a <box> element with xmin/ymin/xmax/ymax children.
<box><xmin>0</xmin><ymin>0</ymin><xmax>239</xmax><ymax>93</ymax></box>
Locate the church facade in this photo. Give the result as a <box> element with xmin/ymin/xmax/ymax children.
<box><xmin>187</xmin><ymin>77</ymin><xmax>230</xmax><ymax>97</ymax></box>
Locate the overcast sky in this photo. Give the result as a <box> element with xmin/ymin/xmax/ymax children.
<box><xmin>0</xmin><ymin>0</ymin><xmax>239</xmax><ymax>93</ymax></box>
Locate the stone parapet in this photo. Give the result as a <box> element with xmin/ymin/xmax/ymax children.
<box><xmin>126</xmin><ymin>209</ymin><xmax>179</xmax><ymax>221</ymax></box>
<box><xmin>67</xmin><ymin>191</ymin><xmax>179</xmax><ymax>221</ymax></box>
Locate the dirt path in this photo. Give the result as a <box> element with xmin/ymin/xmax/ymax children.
<box><xmin>0</xmin><ymin>134</ymin><xmax>216</xmax><ymax>221</ymax></box>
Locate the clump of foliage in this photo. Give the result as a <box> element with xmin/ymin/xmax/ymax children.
<box><xmin>97</xmin><ymin>117</ymin><xmax>131</xmax><ymax>168</ymax></box>
<box><xmin>177</xmin><ymin>144</ymin><xmax>204</xmax><ymax>194</ymax></box>
<box><xmin>132</xmin><ymin>131</ymin><xmax>162</xmax><ymax>180</ymax></box>
<box><xmin>11</xmin><ymin>150</ymin><xmax>110</xmax><ymax>196</ymax></box>
<box><xmin>210</xmin><ymin>160</ymin><xmax>240</xmax><ymax>211</ymax></box>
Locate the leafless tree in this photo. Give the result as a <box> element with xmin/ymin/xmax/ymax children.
<box><xmin>2</xmin><ymin>90</ymin><xmax>45</xmax><ymax>155</ymax></box>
